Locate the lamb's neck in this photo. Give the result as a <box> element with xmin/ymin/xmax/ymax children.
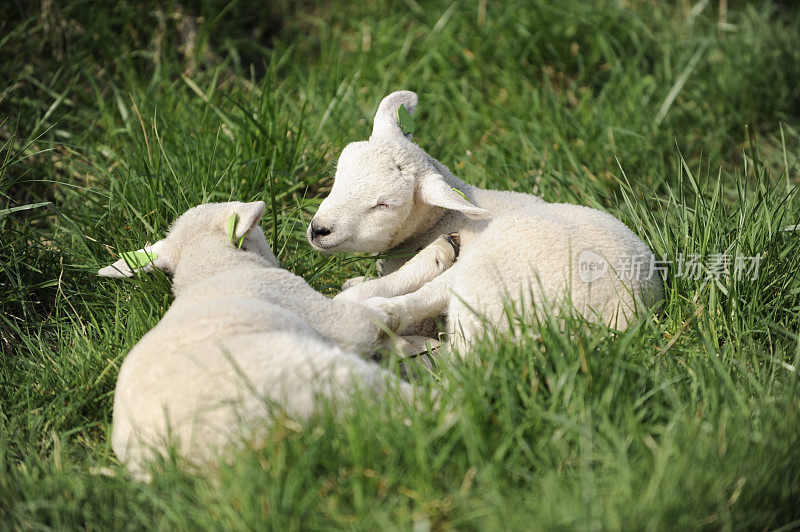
<box><xmin>171</xmin><ymin>243</ymin><xmax>265</xmax><ymax>297</ymax></box>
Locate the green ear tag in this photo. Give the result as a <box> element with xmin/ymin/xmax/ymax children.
<box><xmin>120</xmin><ymin>250</ymin><xmax>158</xmax><ymax>269</ymax></box>
<box><xmin>452</xmin><ymin>187</ymin><xmax>468</xmax><ymax>201</ymax></box>
<box><xmin>226</xmin><ymin>213</ymin><xmax>245</xmax><ymax>249</ymax></box>
<box><xmin>397</xmin><ymin>104</ymin><xmax>415</xmax><ymax>135</ymax></box>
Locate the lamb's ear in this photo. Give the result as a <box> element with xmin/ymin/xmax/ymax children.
<box><xmin>418</xmin><ymin>173</ymin><xmax>492</xmax><ymax>220</ymax></box>
<box><xmin>98</xmin><ymin>239</ymin><xmax>172</xmax><ymax>278</ymax></box>
<box><xmin>371</xmin><ymin>90</ymin><xmax>418</xmax><ymax>141</ymax></box>
<box><xmin>228</xmin><ymin>201</ymin><xmax>266</xmax><ymax>242</ymax></box>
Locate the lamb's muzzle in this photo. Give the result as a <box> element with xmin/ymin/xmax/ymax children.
<box><xmin>309</xmin><ymin>219</ymin><xmax>332</xmax><ymax>240</ymax></box>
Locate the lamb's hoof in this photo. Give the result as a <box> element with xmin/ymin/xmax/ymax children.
<box><xmin>446</xmin><ymin>233</ymin><xmax>460</xmax><ymax>256</ymax></box>
<box><xmin>432</xmin><ymin>233</ymin><xmax>459</xmax><ymax>271</ymax></box>
<box><xmin>396</xmin><ymin>335</ymin><xmax>440</xmax><ymax>357</ymax></box>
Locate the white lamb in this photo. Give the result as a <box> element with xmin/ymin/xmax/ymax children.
<box><xmin>98</xmin><ymin>201</ymin><xmax>455</xmax><ymax>478</ymax></box>
<box><xmin>308</xmin><ymin>90</ymin><xmax>664</xmax><ymax>353</ymax></box>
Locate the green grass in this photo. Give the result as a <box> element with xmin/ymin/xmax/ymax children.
<box><xmin>2</xmin><ymin>0</ymin><xmax>800</xmax><ymax>528</ymax></box>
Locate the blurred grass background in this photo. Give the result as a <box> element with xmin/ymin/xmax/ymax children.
<box><xmin>1</xmin><ymin>0</ymin><xmax>799</xmax><ymax>528</ymax></box>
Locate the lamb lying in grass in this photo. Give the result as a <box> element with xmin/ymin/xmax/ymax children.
<box><xmin>98</xmin><ymin>201</ymin><xmax>457</xmax><ymax>478</ymax></box>
<box><xmin>308</xmin><ymin>90</ymin><xmax>664</xmax><ymax>353</ymax></box>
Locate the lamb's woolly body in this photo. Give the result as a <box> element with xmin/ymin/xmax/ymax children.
<box><xmin>309</xmin><ymin>91</ymin><xmax>664</xmax><ymax>353</ymax></box>
<box><xmin>378</xmin><ymin>189</ymin><xmax>663</xmax><ymax>350</ymax></box>
<box><xmin>101</xmin><ymin>202</ymin><xmax>413</xmax><ymax>479</ymax></box>
<box><xmin>171</xmin><ymin>247</ymin><xmax>399</xmax><ymax>352</ymax></box>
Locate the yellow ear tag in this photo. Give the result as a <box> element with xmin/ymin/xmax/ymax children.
<box><xmin>452</xmin><ymin>187</ymin><xmax>468</xmax><ymax>201</ymax></box>
<box><xmin>226</xmin><ymin>213</ymin><xmax>245</xmax><ymax>249</ymax></box>
<box><xmin>120</xmin><ymin>250</ymin><xmax>158</xmax><ymax>268</ymax></box>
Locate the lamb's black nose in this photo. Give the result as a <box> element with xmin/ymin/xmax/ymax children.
<box><xmin>309</xmin><ymin>220</ymin><xmax>332</xmax><ymax>240</ymax></box>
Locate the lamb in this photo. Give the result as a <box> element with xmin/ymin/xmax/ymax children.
<box><xmin>308</xmin><ymin>90</ymin><xmax>664</xmax><ymax>354</ymax></box>
<box><xmin>98</xmin><ymin>201</ymin><xmax>456</xmax><ymax>478</ymax></box>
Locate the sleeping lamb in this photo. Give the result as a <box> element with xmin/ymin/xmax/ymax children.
<box><xmin>98</xmin><ymin>201</ymin><xmax>456</xmax><ymax>478</ymax></box>
<box><xmin>308</xmin><ymin>90</ymin><xmax>664</xmax><ymax>354</ymax></box>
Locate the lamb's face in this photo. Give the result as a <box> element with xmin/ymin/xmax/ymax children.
<box><xmin>308</xmin><ymin>142</ymin><xmax>415</xmax><ymax>254</ymax></box>
<box><xmin>306</xmin><ymin>90</ymin><xmax>491</xmax><ymax>255</ymax></box>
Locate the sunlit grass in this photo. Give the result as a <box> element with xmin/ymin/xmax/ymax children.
<box><xmin>1</xmin><ymin>0</ymin><xmax>799</xmax><ymax>528</ymax></box>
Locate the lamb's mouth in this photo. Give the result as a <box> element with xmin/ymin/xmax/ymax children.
<box><xmin>310</xmin><ymin>237</ymin><xmax>349</xmax><ymax>252</ymax></box>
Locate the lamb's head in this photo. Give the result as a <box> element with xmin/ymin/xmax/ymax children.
<box><xmin>308</xmin><ymin>90</ymin><xmax>490</xmax><ymax>254</ymax></box>
<box><xmin>99</xmin><ymin>201</ymin><xmax>278</xmax><ymax>278</ymax></box>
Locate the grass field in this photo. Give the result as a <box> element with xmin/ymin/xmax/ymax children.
<box><xmin>2</xmin><ymin>0</ymin><xmax>800</xmax><ymax>529</ymax></box>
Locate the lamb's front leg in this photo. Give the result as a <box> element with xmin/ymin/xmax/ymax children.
<box><xmin>335</xmin><ymin>233</ymin><xmax>459</xmax><ymax>303</ymax></box>
<box><xmin>361</xmin><ymin>275</ymin><xmax>454</xmax><ymax>334</ymax></box>
<box><xmin>303</xmin><ymin>296</ymin><xmax>401</xmax><ymax>354</ymax></box>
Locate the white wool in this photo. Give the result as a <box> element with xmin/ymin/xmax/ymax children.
<box><xmin>309</xmin><ymin>91</ymin><xmax>664</xmax><ymax>354</ymax></box>
<box><xmin>99</xmin><ymin>201</ymin><xmax>421</xmax><ymax>479</ymax></box>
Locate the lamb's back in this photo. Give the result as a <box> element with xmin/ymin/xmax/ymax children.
<box><xmin>449</xmin><ymin>201</ymin><xmax>662</xmax><ymax>327</ymax></box>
